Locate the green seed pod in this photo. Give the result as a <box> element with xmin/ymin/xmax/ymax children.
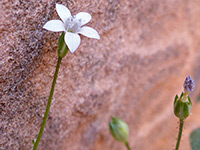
<box><xmin>109</xmin><ymin>117</ymin><xmax>129</xmax><ymax>143</ymax></box>
<box><xmin>58</xmin><ymin>32</ymin><xmax>69</xmax><ymax>58</ymax></box>
<box><xmin>174</xmin><ymin>95</ymin><xmax>192</xmax><ymax>120</ymax></box>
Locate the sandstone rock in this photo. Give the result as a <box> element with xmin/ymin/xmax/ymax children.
<box><xmin>1</xmin><ymin>0</ymin><xmax>200</xmax><ymax>150</ymax></box>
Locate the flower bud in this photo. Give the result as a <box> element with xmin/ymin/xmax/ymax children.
<box><xmin>58</xmin><ymin>32</ymin><xmax>69</xmax><ymax>58</ymax></box>
<box><xmin>109</xmin><ymin>117</ymin><xmax>129</xmax><ymax>143</ymax></box>
<box><xmin>183</xmin><ymin>75</ymin><xmax>194</xmax><ymax>93</ymax></box>
<box><xmin>174</xmin><ymin>94</ymin><xmax>192</xmax><ymax>120</ymax></box>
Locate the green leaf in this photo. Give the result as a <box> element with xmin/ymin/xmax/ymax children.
<box><xmin>190</xmin><ymin>128</ymin><xmax>200</xmax><ymax>150</ymax></box>
<box><xmin>180</xmin><ymin>92</ymin><xmax>184</xmax><ymax>98</ymax></box>
<box><xmin>197</xmin><ymin>94</ymin><xmax>200</xmax><ymax>102</ymax></box>
<box><xmin>32</xmin><ymin>139</ymin><xmax>35</xmax><ymax>144</ymax></box>
<box><xmin>188</xmin><ymin>96</ymin><xmax>192</xmax><ymax>106</ymax></box>
<box><xmin>174</xmin><ymin>95</ymin><xmax>179</xmax><ymax>106</ymax></box>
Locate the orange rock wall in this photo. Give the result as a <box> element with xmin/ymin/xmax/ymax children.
<box><xmin>1</xmin><ymin>0</ymin><xmax>200</xmax><ymax>150</ymax></box>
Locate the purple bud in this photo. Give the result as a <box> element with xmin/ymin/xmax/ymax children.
<box><xmin>183</xmin><ymin>75</ymin><xmax>194</xmax><ymax>92</ymax></box>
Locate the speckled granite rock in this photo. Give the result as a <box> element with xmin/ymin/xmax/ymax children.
<box><xmin>1</xmin><ymin>0</ymin><xmax>200</xmax><ymax>150</ymax></box>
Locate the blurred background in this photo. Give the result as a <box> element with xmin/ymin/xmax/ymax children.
<box><xmin>0</xmin><ymin>0</ymin><xmax>200</xmax><ymax>150</ymax></box>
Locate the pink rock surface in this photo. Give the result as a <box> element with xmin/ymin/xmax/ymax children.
<box><xmin>1</xmin><ymin>0</ymin><xmax>200</xmax><ymax>150</ymax></box>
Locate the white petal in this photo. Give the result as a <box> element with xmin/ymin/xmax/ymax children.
<box><xmin>56</xmin><ymin>3</ymin><xmax>71</xmax><ymax>23</ymax></box>
<box><xmin>78</xmin><ymin>26</ymin><xmax>100</xmax><ymax>39</ymax></box>
<box><xmin>64</xmin><ymin>32</ymin><xmax>81</xmax><ymax>53</ymax></box>
<box><xmin>43</xmin><ymin>20</ymin><xmax>65</xmax><ymax>32</ymax></box>
<box><xmin>75</xmin><ymin>12</ymin><xmax>91</xmax><ymax>26</ymax></box>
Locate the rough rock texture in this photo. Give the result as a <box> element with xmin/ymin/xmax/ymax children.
<box><xmin>1</xmin><ymin>0</ymin><xmax>200</xmax><ymax>150</ymax></box>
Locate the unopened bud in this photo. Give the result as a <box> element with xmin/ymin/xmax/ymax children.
<box><xmin>183</xmin><ymin>75</ymin><xmax>194</xmax><ymax>93</ymax></box>
<box><xmin>174</xmin><ymin>76</ymin><xmax>195</xmax><ymax>120</ymax></box>
<box><xmin>174</xmin><ymin>94</ymin><xmax>192</xmax><ymax>120</ymax></box>
<box><xmin>109</xmin><ymin>117</ymin><xmax>129</xmax><ymax>143</ymax></box>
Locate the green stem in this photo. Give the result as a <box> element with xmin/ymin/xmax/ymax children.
<box><xmin>125</xmin><ymin>141</ymin><xmax>131</xmax><ymax>150</ymax></box>
<box><xmin>175</xmin><ymin>119</ymin><xmax>184</xmax><ymax>150</ymax></box>
<box><xmin>33</xmin><ymin>57</ymin><xmax>62</xmax><ymax>150</ymax></box>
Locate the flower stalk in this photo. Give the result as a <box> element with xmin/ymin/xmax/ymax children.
<box><xmin>125</xmin><ymin>141</ymin><xmax>131</xmax><ymax>150</ymax></box>
<box><xmin>175</xmin><ymin>119</ymin><xmax>184</xmax><ymax>150</ymax></box>
<box><xmin>33</xmin><ymin>57</ymin><xmax>62</xmax><ymax>150</ymax></box>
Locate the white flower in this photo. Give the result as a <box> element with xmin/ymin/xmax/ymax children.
<box><xmin>43</xmin><ymin>3</ymin><xmax>100</xmax><ymax>53</ymax></box>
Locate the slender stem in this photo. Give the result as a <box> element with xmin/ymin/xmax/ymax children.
<box><xmin>125</xmin><ymin>141</ymin><xmax>131</xmax><ymax>150</ymax></box>
<box><xmin>33</xmin><ymin>57</ymin><xmax>62</xmax><ymax>150</ymax></box>
<box><xmin>175</xmin><ymin>119</ymin><xmax>184</xmax><ymax>150</ymax></box>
